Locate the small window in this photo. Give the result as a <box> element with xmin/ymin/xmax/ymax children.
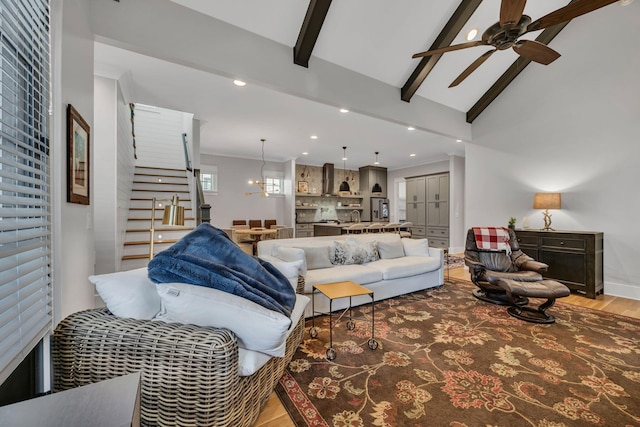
<box><xmin>265</xmin><ymin>177</ymin><xmax>283</xmax><ymax>195</ymax></box>
<box><xmin>200</xmin><ymin>167</ymin><xmax>218</xmax><ymax>192</ymax></box>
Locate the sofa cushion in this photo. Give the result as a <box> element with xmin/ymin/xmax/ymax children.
<box><xmin>333</xmin><ymin>240</ymin><xmax>379</xmax><ymax>265</ymax></box>
<box><xmin>271</xmin><ymin>246</ymin><xmax>307</xmax><ymax>276</ymax></box>
<box><xmin>377</xmin><ymin>238</ymin><xmax>406</xmax><ymax>259</ymax></box>
<box><xmin>293</xmin><ymin>245</ymin><xmax>333</xmax><ymax>270</ymax></box>
<box><xmin>401</xmin><ymin>238</ymin><xmax>430</xmax><ymax>256</ymax></box>
<box><xmin>260</xmin><ymin>256</ymin><xmax>304</xmax><ymax>290</ymax></box>
<box><xmin>90</xmin><ymin>268</ymin><xmax>161</xmax><ymax>320</ymax></box>
<box><xmin>304</xmin><ymin>265</ymin><xmax>383</xmax><ymax>292</ymax></box>
<box><xmin>156</xmin><ymin>282</ymin><xmax>306</xmax><ymax>357</ymax></box>
<box><xmin>368</xmin><ymin>256</ymin><xmax>442</xmax><ymax>280</ymax></box>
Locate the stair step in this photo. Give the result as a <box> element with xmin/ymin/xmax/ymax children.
<box><xmin>127</xmin><ymin>217</ymin><xmax>196</xmax><ymax>221</ymax></box>
<box><xmin>132</xmin><ymin>189</ymin><xmax>190</xmax><ymax>193</ymax></box>
<box><xmin>131</xmin><ymin>197</ymin><xmax>192</xmax><ymax>202</ymax></box>
<box><xmin>126</xmin><ymin>226</ymin><xmax>194</xmax><ymax>233</ymax></box>
<box><xmin>125</xmin><ymin>239</ymin><xmax>179</xmax><ymax>246</ymax></box>
<box><xmin>122</xmin><ymin>254</ymin><xmax>152</xmax><ymax>261</ymax></box>
<box><xmin>135</xmin><ymin>166</ymin><xmax>186</xmax><ymax>173</ymax></box>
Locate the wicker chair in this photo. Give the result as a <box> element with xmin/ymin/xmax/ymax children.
<box><xmin>52</xmin><ymin>278</ymin><xmax>306</xmax><ymax>427</ymax></box>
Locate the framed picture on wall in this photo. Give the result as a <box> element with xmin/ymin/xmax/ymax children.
<box><xmin>67</xmin><ymin>104</ymin><xmax>91</xmax><ymax>205</ymax></box>
<box><xmin>297</xmin><ymin>181</ymin><xmax>309</xmax><ymax>193</ymax></box>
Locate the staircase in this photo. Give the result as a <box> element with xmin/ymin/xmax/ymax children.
<box><xmin>121</xmin><ymin>166</ymin><xmax>195</xmax><ymax>270</ymax></box>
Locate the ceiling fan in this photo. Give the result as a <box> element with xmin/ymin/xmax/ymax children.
<box><xmin>412</xmin><ymin>0</ymin><xmax>619</xmax><ymax>87</ymax></box>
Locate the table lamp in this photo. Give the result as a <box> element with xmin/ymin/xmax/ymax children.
<box><xmin>533</xmin><ymin>193</ymin><xmax>561</xmax><ymax>231</ymax></box>
<box><xmin>150</xmin><ymin>195</ymin><xmax>185</xmax><ymax>259</ymax></box>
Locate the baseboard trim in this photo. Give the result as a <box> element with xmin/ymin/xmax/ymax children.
<box><xmin>604</xmin><ymin>281</ymin><xmax>640</xmax><ymax>301</ymax></box>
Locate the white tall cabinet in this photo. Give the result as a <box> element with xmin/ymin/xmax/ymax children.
<box><xmin>405</xmin><ymin>173</ymin><xmax>449</xmax><ymax>248</ymax></box>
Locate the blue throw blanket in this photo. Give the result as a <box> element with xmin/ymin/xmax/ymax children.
<box><xmin>148</xmin><ymin>224</ymin><xmax>296</xmax><ymax>317</ymax></box>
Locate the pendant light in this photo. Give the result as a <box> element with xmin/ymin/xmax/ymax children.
<box><xmin>246</xmin><ymin>138</ymin><xmax>269</xmax><ymax>197</ymax></box>
<box><xmin>371</xmin><ymin>151</ymin><xmax>383</xmax><ymax>195</ymax></box>
<box><xmin>339</xmin><ymin>146</ymin><xmax>351</xmax><ymax>196</ymax></box>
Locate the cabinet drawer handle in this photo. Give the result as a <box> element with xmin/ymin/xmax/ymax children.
<box><xmin>560</xmin><ymin>241</ymin><xmax>564</xmax><ymax>245</ymax></box>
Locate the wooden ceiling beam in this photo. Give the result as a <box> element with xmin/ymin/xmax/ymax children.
<box><xmin>401</xmin><ymin>0</ymin><xmax>482</xmax><ymax>103</ymax></box>
<box><xmin>466</xmin><ymin>2</ymin><xmax>577</xmax><ymax>122</ymax></box>
<box><xmin>293</xmin><ymin>0</ymin><xmax>332</xmax><ymax>68</ymax></box>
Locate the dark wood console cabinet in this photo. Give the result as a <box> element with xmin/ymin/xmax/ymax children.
<box><xmin>514</xmin><ymin>229</ymin><xmax>604</xmax><ymax>299</ymax></box>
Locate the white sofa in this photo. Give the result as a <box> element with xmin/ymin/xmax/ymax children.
<box><xmin>258</xmin><ymin>232</ymin><xmax>444</xmax><ymax>316</ymax></box>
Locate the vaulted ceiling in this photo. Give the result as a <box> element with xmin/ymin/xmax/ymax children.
<box><xmin>93</xmin><ymin>0</ymin><xmax>633</xmax><ymax>169</ymax></box>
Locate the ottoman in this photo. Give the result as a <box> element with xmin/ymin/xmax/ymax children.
<box><xmin>497</xmin><ymin>278</ymin><xmax>570</xmax><ymax>324</ymax></box>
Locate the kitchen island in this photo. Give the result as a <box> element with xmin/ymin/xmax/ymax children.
<box><xmin>313</xmin><ymin>222</ymin><xmax>374</xmax><ymax>236</ymax></box>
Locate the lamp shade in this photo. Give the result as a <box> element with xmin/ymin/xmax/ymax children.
<box><xmin>533</xmin><ymin>193</ymin><xmax>561</xmax><ymax>210</ymax></box>
<box><xmin>339</xmin><ymin>180</ymin><xmax>350</xmax><ymax>193</ymax></box>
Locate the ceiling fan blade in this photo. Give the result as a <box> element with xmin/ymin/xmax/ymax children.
<box><xmin>513</xmin><ymin>40</ymin><xmax>561</xmax><ymax>65</ymax></box>
<box><xmin>527</xmin><ymin>0</ymin><xmax>618</xmax><ymax>32</ymax></box>
<box><xmin>500</xmin><ymin>0</ymin><xmax>527</xmax><ymax>28</ymax></box>
<box><xmin>449</xmin><ymin>50</ymin><xmax>496</xmax><ymax>88</ymax></box>
<box><xmin>412</xmin><ymin>41</ymin><xmax>488</xmax><ymax>59</ymax></box>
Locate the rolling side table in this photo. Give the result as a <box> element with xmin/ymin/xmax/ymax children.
<box><xmin>309</xmin><ymin>281</ymin><xmax>378</xmax><ymax>360</ymax></box>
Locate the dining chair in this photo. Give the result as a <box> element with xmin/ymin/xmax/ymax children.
<box><xmin>398</xmin><ymin>222</ymin><xmax>413</xmax><ymax>238</ymax></box>
<box><xmin>264</xmin><ymin>219</ymin><xmax>277</xmax><ymax>229</ymax></box>
<box><xmin>249</xmin><ymin>219</ymin><xmax>262</xmax><ymax>229</ymax></box>
<box><xmin>232</xmin><ymin>219</ymin><xmax>247</xmax><ymax>226</ymax></box>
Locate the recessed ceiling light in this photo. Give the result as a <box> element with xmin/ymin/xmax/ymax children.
<box><xmin>339</xmin><ymin>108</ymin><xmax>349</xmax><ymax>113</ymax></box>
<box><xmin>302</xmin><ymin>152</ymin><xmax>309</xmax><ymax>155</ymax></box>
<box><xmin>310</xmin><ymin>135</ymin><xmax>318</xmax><ymax>139</ymax></box>
<box><xmin>233</xmin><ymin>79</ymin><xmax>246</xmax><ymax>87</ymax></box>
<box><xmin>342</xmin><ymin>156</ymin><xmax>348</xmax><ymax>161</ymax></box>
<box><xmin>619</xmin><ymin>0</ymin><xmax>633</xmax><ymax>5</ymax></box>
<box><xmin>408</xmin><ymin>126</ymin><xmax>415</xmax><ymax>131</ymax></box>
<box><xmin>456</xmin><ymin>139</ymin><xmax>462</xmax><ymax>143</ymax></box>
<box><xmin>410</xmin><ymin>153</ymin><xmax>416</xmax><ymax>157</ymax></box>
<box><xmin>466</xmin><ymin>28</ymin><xmax>478</xmax><ymax>41</ymax></box>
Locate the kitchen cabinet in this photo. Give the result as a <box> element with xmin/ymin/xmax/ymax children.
<box><xmin>295</xmin><ymin>223</ymin><xmax>314</xmax><ymax>238</ymax></box>
<box><xmin>515</xmin><ymin>229</ymin><xmax>604</xmax><ymax>299</ymax></box>
<box><xmin>359</xmin><ymin>166</ymin><xmax>387</xmax><ymax>197</ymax></box>
<box><xmin>405</xmin><ymin>173</ymin><xmax>449</xmax><ymax>246</ymax></box>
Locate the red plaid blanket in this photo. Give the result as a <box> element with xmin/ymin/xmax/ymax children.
<box><xmin>472</xmin><ymin>227</ymin><xmax>511</xmax><ymax>254</ymax></box>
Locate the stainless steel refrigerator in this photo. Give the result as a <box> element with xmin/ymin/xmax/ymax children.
<box><xmin>371</xmin><ymin>197</ymin><xmax>390</xmax><ymax>222</ymax></box>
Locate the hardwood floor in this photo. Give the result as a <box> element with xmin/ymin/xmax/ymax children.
<box><xmin>253</xmin><ymin>266</ymin><xmax>640</xmax><ymax>427</ymax></box>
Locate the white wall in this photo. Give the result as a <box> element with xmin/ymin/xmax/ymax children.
<box><xmin>200</xmin><ymin>154</ymin><xmax>290</xmax><ymax>228</ymax></box>
<box><xmin>134</xmin><ymin>105</ymin><xmax>190</xmax><ymax>169</ymax></box>
<box><xmin>93</xmin><ymin>76</ymin><xmax>136</xmax><ymax>275</ymax></box>
<box><xmin>51</xmin><ymin>0</ymin><xmax>97</xmax><ymax>324</ymax></box>
<box><xmin>467</xmin><ymin>4</ymin><xmax>640</xmax><ymax>300</ymax></box>
<box><xmin>93</xmin><ymin>77</ymin><xmax>118</xmax><ymax>274</ymax></box>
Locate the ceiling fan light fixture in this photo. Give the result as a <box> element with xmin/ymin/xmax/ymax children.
<box><xmin>233</xmin><ymin>79</ymin><xmax>246</xmax><ymax>87</ymax></box>
<box><xmin>466</xmin><ymin>28</ymin><xmax>478</xmax><ymax>41</ymax></box>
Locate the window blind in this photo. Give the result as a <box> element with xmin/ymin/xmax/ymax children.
<box><xmin>0</xmin><ymin>0</ymin><xmax>51</xmax><ymax>385</ymax></box>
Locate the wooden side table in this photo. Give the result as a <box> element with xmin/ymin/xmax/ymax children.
<box><xmin>310</xmin><ymin>281</ymin><xmax>378</xmax><ymax>360</ymax></box>
<box><xmin>0</xmin><ymin>372</ymin><xmax>141</xmax><ymax>427</ymax></box>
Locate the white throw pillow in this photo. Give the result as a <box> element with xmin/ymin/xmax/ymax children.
<box><xmin>272</xmin><ymin>245</ymin><xmax>307</xmax><ymax>275</ymax></box>
<box><xmin>402</xmin><ymin>238</ymin><xmax>430</xmax><ymax>256</ymax></box>
<box><xmin>293</xmin><ymin>245</ymin><xmax>333</xmax><ymax>270</ymax></box>
<box><xmin>266</xmin><ymin>258</ymin><xmax>305</xmax><ymax>290</ymax></box>
<box><xmin>156</xmin><ymin>282</ymin><xmax>293</xmax><ymax>357</ymax></box>
<box><xmin>377</xmin><ymin>239</ymin><xmax>406</xmax><ymax>259</ymax></box>
<box><xmin>90</xmin><ymin>268</ymin><xmax>161</xmax><ymax>320</ymax></box>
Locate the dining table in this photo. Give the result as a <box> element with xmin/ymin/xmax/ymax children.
<box><xmin>234</xmin><ymin>228</ymin><xmax>278</xmax><ymax>255</ymax></box>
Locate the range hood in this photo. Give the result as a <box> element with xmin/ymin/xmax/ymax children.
<box><xmin>322</xmin><ymin>163</ymin><xmax>335</xmax><ymax>195</ymax></box>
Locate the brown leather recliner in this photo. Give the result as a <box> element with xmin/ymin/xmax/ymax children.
<box><xmin>464</xmin><ymin>228</ymin><xmax>549</xmax><ymax>305</ymax></box>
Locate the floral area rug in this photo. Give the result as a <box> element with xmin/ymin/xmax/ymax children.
<box><xmin>276</xmin><ymin>279</ymin><xmax>640</xmax><ymax>427</ymax></box>
<box><xmin>446</xmin><ymin>254</ymin><xmax>465</xmax><ymax>270</ymax></box>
